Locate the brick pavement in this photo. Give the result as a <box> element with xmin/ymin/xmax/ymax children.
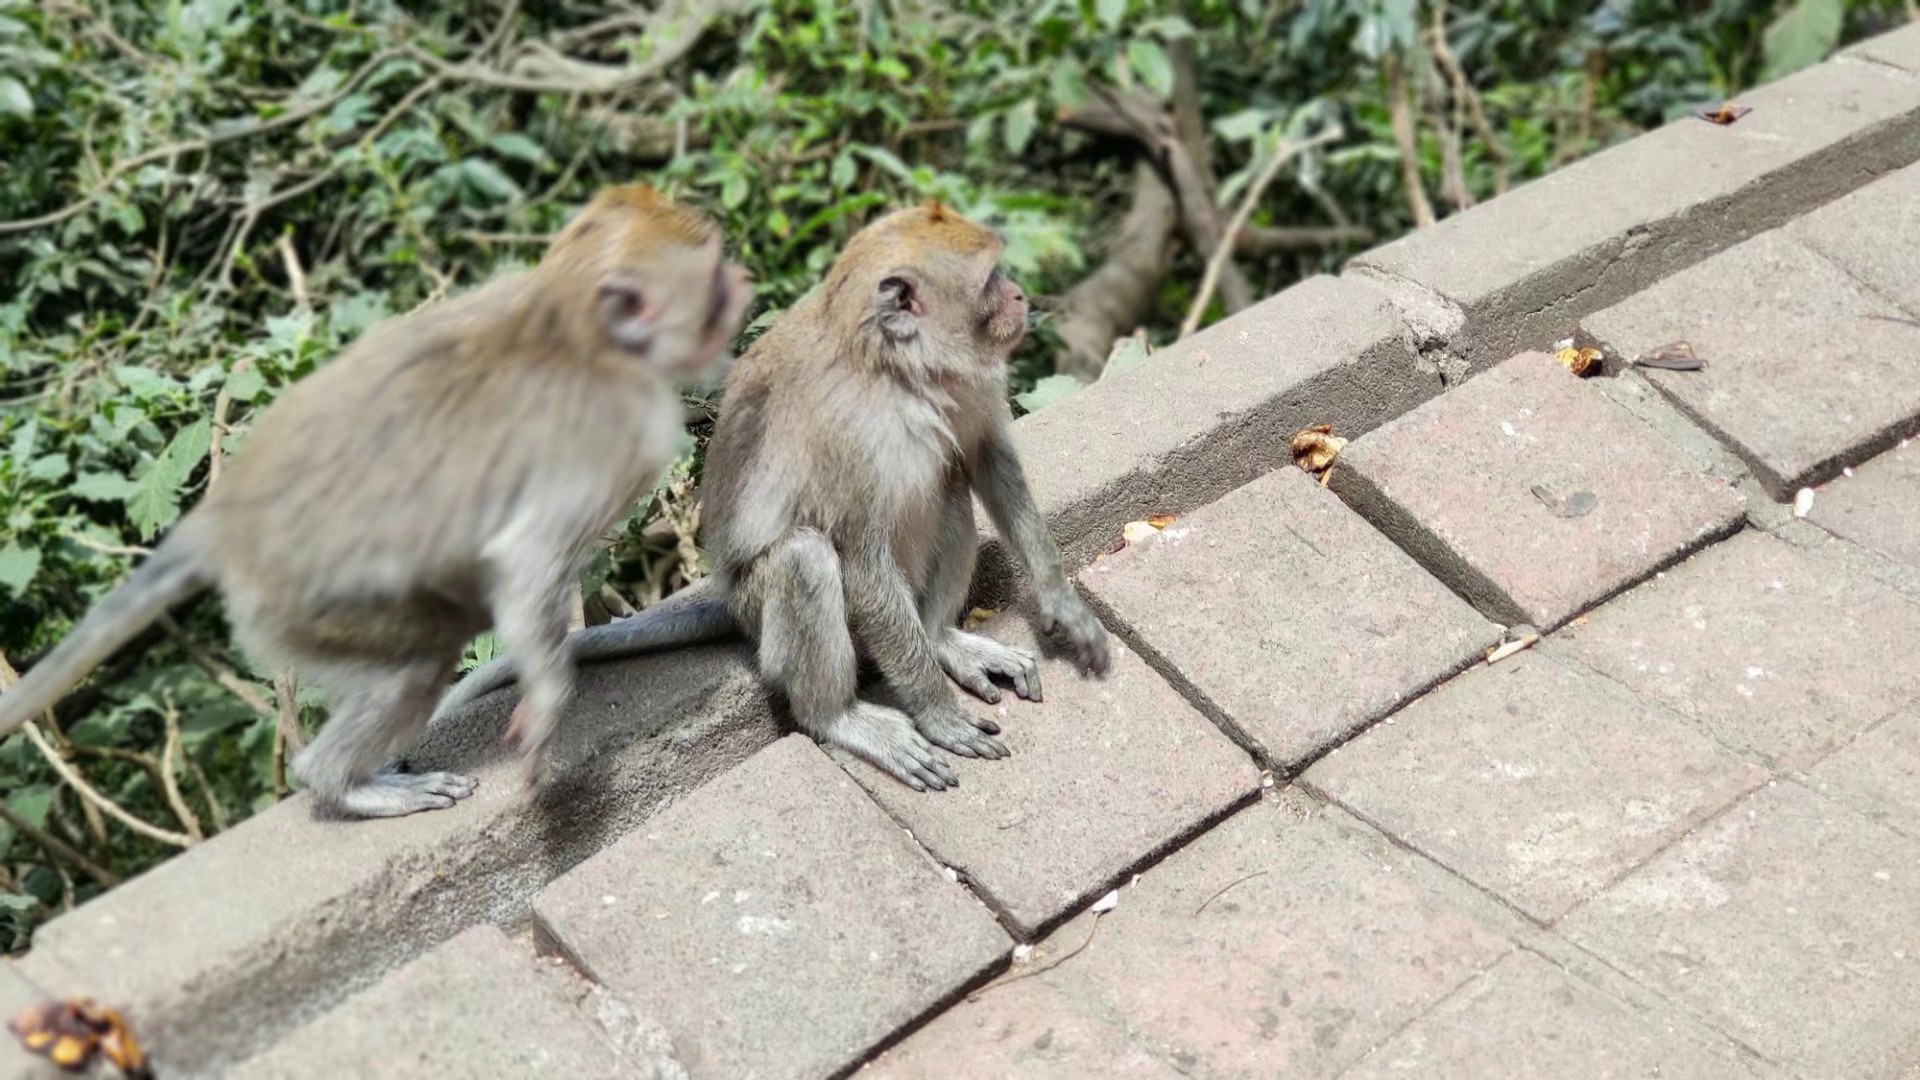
<box><xmin>8</xmin><ymin>27</ymin><xmax>1920</xmax><ymax>1079</ymax></box>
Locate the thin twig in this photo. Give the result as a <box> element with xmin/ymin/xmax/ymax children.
<box><xmin>158</xmin><ymin>702</ymin><xmax>205</xmax><ymax>842</ymax></box>
<box><xmin>1180</xmin><ymin>125</ymin><xmax>1344</xmax><ymax>338</ymax></box>
<box><xmin>273</xmin><ymin>671</ymin><xmax>304</xmax><ymax>795</ymax></box>
<box><xmin>968</xmin><ymin>916</ymin><xmax>1106</xmax><ymax>1001</ymax></box>
<box><xmin>278</xmin><ymin>233</ymin><xmax>311</xmax><ymax>313</ymax></box>
<box><xmin>1428</xmin><ymin>0</ymin><xmax>1510</xmax><ymax>195</ymax></box>
<box><xmin>1193</xmin><ymin>870</ymin><xmax>1270</xmax><ymax>915</ymax></box>
<box><xmin>22</xmin><ymin>723</ymin><xmax>195</xmax><ymax>849</ymax></box>
<box><xmin>165</xmin><ymin>617</ymin><xmax>274</xmax><ymax>716</ymax></box>
<box><xmin>1384</xmin><ymin>53</ymin><xmax>1436</xmax><ymax>229</ymax></box>
<box><xmin>0</xmin><ymin>802</ymin><xmax>118</xmax><ymax>887</ymax></box>
<box><xmin>207</xmin><ymin>355</ymin><xmax>255</xmax><ymax>491</ymax></box>
<box><xmin>65</xmin><ymin>534</ymin><xmax>153</xmax><ymax>559</ymax></box>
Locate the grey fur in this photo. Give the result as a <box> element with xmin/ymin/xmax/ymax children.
<box><xmin>0</xmin><ymin>187</ymin><xmax>752</xmax><ymax>819</ymax></box>
<box><xmin>455</xmin><ymin>205</ymin><xmax>1111</xmax><ymax>791</ymax></box>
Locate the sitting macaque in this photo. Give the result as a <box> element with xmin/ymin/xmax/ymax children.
<box><xmin>439</xmin><ymin>202</ymin><xmax>1110</xmax><ymax>790</ymax></box>
<box><xmin>0</xmin><ymin>185</ymin><xmax>752</xmax><ymax>817</ymax></box>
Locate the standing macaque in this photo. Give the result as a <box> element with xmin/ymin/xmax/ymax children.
<box><xmin>0</xmin><ymin>185</ymin><xmax>752</xmax><ymax>818</ymax></box>
<box><xmin>439</xmin><ymin>203</ymin><xmax>1110</xmax><ymax>790</ymax></box>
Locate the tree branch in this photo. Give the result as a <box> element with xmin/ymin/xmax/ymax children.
<box><xmin>1182</xmin><ymin>125</ymin><xmax>1345</xmax><ymax>338</ymax></box>
<box><xmin>1050</xmin><ymin>158</ymin><xmax>1178</xmax><ymax>381</ymax></box>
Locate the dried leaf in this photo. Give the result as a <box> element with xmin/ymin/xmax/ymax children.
<box><xmin>1290</xmin><ymin>424</ymin><xmax>1348</xmax><ymax>476</ymax></box>
<box><xmin>1634</xmin><ymin>340</ymin><xmax>1706</xmax><ymax>371</ymax></box>
<box><xmin>1698</xmin><ymin>103</ymin><xmax>1752</xmax><ymax>125</ymax></box>
<box><xmin>8</xmin><ymin>997</ymin><xmax>149</xmax><ymax>1078</ymax></box>
<box><xmin>962</xmin><ymin>607</ymin><xmax>999</xmax><ymax>631</ymax></box>
<box><xmin>1553</xmin><ymin>345</ymin><xmax>1603</xmax><ymax>377</ymax></box>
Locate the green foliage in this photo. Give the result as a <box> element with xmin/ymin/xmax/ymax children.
<box><xmin>1765</xmin><ymin>0</ymin><xmax>1849</xmax><ymax>79</ymax></box>
<box><xmin>0</xmin><ymin>0</ymin><xmax>1911</xmax><ymax>948</ymax></box>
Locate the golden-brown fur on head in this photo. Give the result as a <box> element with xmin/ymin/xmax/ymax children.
<box><xmin>815</xmin><ymin>201</ymin><xmax>1023</xmax><ymax>369</ymax></box>
<box><xmin>514</xmin><ymin>183</ymin><xmax>750</xmax><ymax>379</ymax></box>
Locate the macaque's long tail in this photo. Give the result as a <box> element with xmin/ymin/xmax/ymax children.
<box><xmin>432</xmin><ymin>577</ymin><xmax>737</xmax><ymax>719</ymax></box>
<box><xmin>0</xmin><ymin>520</ymin><xmax>214</xmax><ymax>739</ymax></box>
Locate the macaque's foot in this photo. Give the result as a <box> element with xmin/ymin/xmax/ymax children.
<box><xmin>330</xmin><ymin>771</ymin><xmax>477</xmax><ymax>819</ymax></box>
<box><xmin>824</xmin><ymin>703</ymin><xmax>958</xmax><ymax>792</ymax></box>
<box><xmin>938</xmin><ymin>629</ymin><xmax>1041</xmax><ymax>703</ymax></box>
<box><xmin>915</xmin><ymin>702</ymin><xmax>1009</xmax><ymax>761</ymax></box>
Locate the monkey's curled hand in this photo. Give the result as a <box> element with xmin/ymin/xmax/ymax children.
<box><xmin>1040</xmin><ymin>591</ymin><xmax>1111</xmax><ymax>676</ymax></box>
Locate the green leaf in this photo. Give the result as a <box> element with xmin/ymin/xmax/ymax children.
<box><xmin>71</xmin><ymin>472</ymin><xmax>140</xmax><ymax>502</ymax></box>
<box><xmin>1103</xmin><ymin>334</ymin><xmax>1152</xmax><ymax>377</ymax></box>
<box><xmin>487</xmin><ymin>132</ymin><xmax>547</xmax><ymax>165</ymax></box>
<box><xmin>460</xmin><ymin>159</ymin><xmax>522</xmax><ymax>202</ymax></box>
<box><xmin>722</xmin><ymin>173</ymin><xmax>749</xmax><ymax>209</ymax></box>
<box><xmin>1126</xmin><ymin>39</ymin><xmax>1174</xmax><ymax>99</ymax></box>
<box><xmin>112</xmin><ymin>366</ymin><xmax>176</xmax><ymax>401</ymax></box>
<box><xmin>1138</xmin><ymin>15</ymin><xmax>1197</xmax><ymax>40</ymax></box>
<box><xmin>127</xmin><ymin>419</ymin><xmax>212</xmax><ymax>539</ymax></box>
<box><xmin>1014</xmin><ymin>374</ymin><xmax>1084</xmax><ymax>413</ymax></box>
<box><xmin>26</xmin><ymin>453</ymin><xmax>68</xmax><ymax>481</ymax></box>
<box><xmin>830</xmin><ymin>150</ymin><xmax>857</xmax><ymax>190</ymax></box>
<box><xmin>330</xmin><ymin>293</ymin><xmax>391</xmax><ymax>338</ymax></box>
<box><xmin>1095</xmin><ymin>0</ymin><xmax>1126</xmax><ymax>31</ymax></box>
<box><xmin>1213</xmin><ymin>107</ymin><xmax>1272</xmax><ymax>143</ymax></box>
<box><xmin>0</xmin><ymin>542</ymin><xmax>40</xmax><ymax>596</ymax></box>
<box><xmin>0</xmin><ymin>77</ymin><xmax>29</xmax><ymax>117</ymax></box>
<box><xmin>1762</xmin><ymin>0</ymin><xmax>1844</xmax><ymax>81</ymax></box>
<box><xmin>1048</xmin><ymin>61</ymin><xmax>1089</xmax><ymax>111</ymax></box>
<box><xmin>1004</xmin><ymin>99</ymin><xmax>1039</xmax><ymax>156</ymax></box>
<box><xmin>225</xmin><ymin>366</ymin><xmax>267</xmax><ymax>402</ymax></box>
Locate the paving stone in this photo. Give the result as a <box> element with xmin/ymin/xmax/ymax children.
<box><xmin>1562</xmin><ymin>781</ymin><xmax>1920</xmax><ymax>1079</ymax></box>
<box><xmin>237</xmin><ymin>925</ymin><xmax>645</xmax><ymax>1079</ymax></box>
<box><xmin>1306</xmin><ymin>651</ymin><xmax>1766</xmax><ymax>923</ymax></box>
<box><xmin>0</xmin><ymin>964</ymin><xmax>61</xmax><ymax>1080</ymax></box>
<box><xmin>533</xmin><ymin>734</ymin><xmax>1010</xmax><ymax>1080</ymax></box>
<box><xmin>981</xmin><ymin>275</ymin><xmax>1429</xmax><ymax>601</ymax></box>
<box><xmin>1788</xmin><ymin>161</ymin><xmax>1920</xmax><ymax>316</ymax></box>
<box><xmin>1556</xmin><ymin>530</ymin><xmax>1920</xmax><ymax>769</ymax></box>
<box><xmin>1583</xmin><ymin>229</ymin><xmax>1920</xmax><ymax>498</ymax></box>
<box><xmin>862</xmin><ymin>966</ymin><xmax>1182</xmax><ymax>1080</ymax></box>
<box><xmin>1079</xmin><ymin>465</ymin><xmax>1499</xmax><ymax>772</ymax></box>
<box><xmin>1039</xmin><ymin>792</ymin><xmax>1515</xmax><ymax>1077</ymax></box>
<box><xmin>1340</xmin><ymin>949</ymin><xmax>1771</xmax><ymax>1079</ymax></box>
<box><xmin>1845</xmin><ymin>20</ymin><xmax>1920</xmax><ymax>72</ymax></box>
<box><xmin>1808</xmin><ymin>439</ymin><xmax>1920</xmax><ymax>570</ymax></box>
<box><xmin>11</xmin><ymin>647</ymin><xmax>777</xmax><ymax>1075</ymax></box>
<box><xmin>1331</xmin><ymin>351</ymin><xmax>1745</xmax><ymax>629</ymax></box>
<box><xmin>1349</xmin><ymin>57</ymin><xmax>1920</xmax><ymax>370</ymax></box>
<box><xmin>839</xmin><ymin>611</ymin><xmax>1261</xmax><ymax>937</ymax></box>
<box><xmin>1808</xmin><ymin>704</ymin><xmax>1920</xmax><ymax>839</ymax></box>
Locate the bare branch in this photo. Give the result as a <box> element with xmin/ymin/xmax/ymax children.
<box><xmin>1182</xmin><ymin>126</ymin><xmax>1345</xmax><ymax>338</ymax></box>
<box><xmin>1051</xmin><ymin>158</ymin><xmax>1178</xmax><ymax>381</ymax></box>
<box><xmin>1384</xmin><ymin>53</ymin><xmax>1436</xmax><ymax>229</ymax></box>
<box><xmin>23</xmin><ymin>723</ymin><xmax>196</xmax><ymax>849</ymax></box>
<box><xmin>1234</xmin><ymin>223</ymin><xmax>1371</xmax><ymax>254</ymax></box>
<box><xmin>0</xmin><ymin>801</ymin><xmax>117</xmax><ymax>888</ymax></box>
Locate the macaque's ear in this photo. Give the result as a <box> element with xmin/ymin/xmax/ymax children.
<box><xmin>597</xmin><ymin>274</ymin><xmax>652</xmax><ymax>353</ymax></box>
<box><xmin>874</xmin><ymin>271</ymin><xmax>924</xmax><ymax>342</ymax></box>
